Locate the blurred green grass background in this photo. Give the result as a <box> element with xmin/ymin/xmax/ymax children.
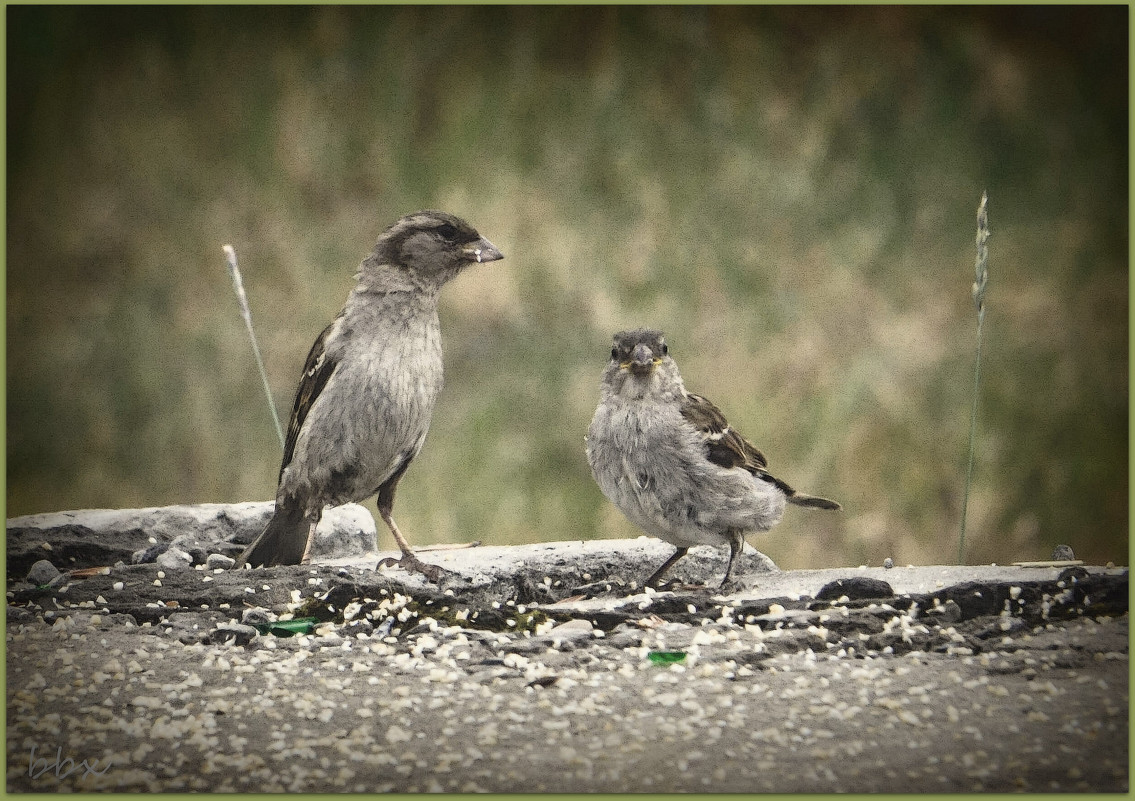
<box><xmin>7</xmin><ymin>6</ymin><xmax>1128</xmax><ymax>569</ymax></box>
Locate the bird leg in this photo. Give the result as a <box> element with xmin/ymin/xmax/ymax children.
<box><xmin>375</xmin><ymin>510</ymin><xmax>455</xmax><ymax>583</ymax></box>
<box><xmin>645</xmin><ymin>546</ymin><xmax>690</xmax><ymax>589</ymax></box>
<box><xmin>719</xmin><ymin>529</ymin><xmax>746</xmax><ymax>590</ymax></box>
<box><xmin>298</xmin><ymin>517</ymin><xmax>320</xmax><ymax>565</ymax></box>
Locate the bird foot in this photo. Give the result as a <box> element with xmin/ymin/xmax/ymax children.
<box><xmin>717</xmin><ymin>576</ymin><xmax>748</xmax><ymax>594</ymax></box>
<box><xmin>376</xmin><ymin>553</ymin><xmax>455</xmax><ymax>584</ymax></box>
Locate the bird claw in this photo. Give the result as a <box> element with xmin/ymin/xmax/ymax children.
<box><xmin>376</xmin><ymin>553</ymin><xmax>454</xmax><ymax>584</ymax></box>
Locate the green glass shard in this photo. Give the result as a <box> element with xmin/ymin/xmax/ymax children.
<box><xmin>647</xmin><ymin>651</ymin><xmax>687</xmax><ymax>666</ymax></box>
<box><xmin>254</xmin><ymin>617</ymin><xmax>319</xmax><ymax>637</ymax></box>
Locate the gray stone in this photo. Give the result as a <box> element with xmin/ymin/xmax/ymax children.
<box><xmin>548</xmin><ymin>618</ymin><xmax>594</xmax><ymax>638</ymax></box>
<box><xmin>206</xmin><ymin>553</ymin><xmax>236</xmax><ymax>570</ymax></box>
<box><xmin>26</xmin><ymin>559</ymin><xmax>61</xmax><ymax>586</ymax></box>
<box><xmin>156</xmin><ymin>548</ymin><xmax>194</xmax><ymax>571</ymax></box>
<box><xmin>1051</xmin><ymin>544</ymin><xmax>1076</xmax><ymax>561</ymax></box>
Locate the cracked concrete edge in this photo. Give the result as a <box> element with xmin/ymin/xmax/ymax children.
<box><xmin>5</xmin><ymin>502</ymin><xmax>1128</xmax><ymax>616</ymax></box>
<box><xmin>6</xmin><ymin>501</ymin><xmax>378</xmax><ymax>574</ymax></box>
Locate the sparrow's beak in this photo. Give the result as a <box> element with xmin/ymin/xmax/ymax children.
<box><xmin>625</xmin><ymin>342</ymin><xmax>658</xmax><ymax>376</ymax></box>
<box><xmin>462</xmin><ymin>237</ymin><xmax>504</xmax><ymax>264</ymax></box>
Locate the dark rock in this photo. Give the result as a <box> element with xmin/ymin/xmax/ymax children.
<box><xmin>317</xmin><ymin>580</ymin><xmax>363</xmax><ymax>613</ymax></box>
<box><xmin>26</xmin><ymin>559</ymin><xmax>61</xmax><ymax>587</ymax></box>
<box><xmin>926</xmin><ymin>599</ymin><xmax>963</xmax><ymax>624</ymax></box>
<box><xmin>206</xmin><ymin>623</ymin><xmax>259</xmax><ymax>646</ymax></box>
<box><xmin>132</xmin><ymin>542</ymin><xmax>170</xmax><ymax>565</ymax></box>
<box><xmin>815</xmin><ymin>577</ymin><xmax>895</xmax><ymax>601</ymax></box>
<box><xmin>934</xmin><ymin>581</ymin><xmax>1002</xmax><ymax>620</ymax></box>
<box><xmin>1058</xmin><ymin>566</ymin><xmax>1090</xmax><ymax>583</ymax></box>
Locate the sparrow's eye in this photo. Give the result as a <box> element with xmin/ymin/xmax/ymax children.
<box><xmin>436</xmin><ymin>223</ymin><xmax>459</xmax><ymax>242</ymax></box>
<box><xmin>661</xmin><ymin>343</ymin><xmax>668</xmax><ymax>356</ymax></box>
<box><xmin>611</xmin><ymin>347</ymin><xmax>618</xmax><ymax>361</ymax></box>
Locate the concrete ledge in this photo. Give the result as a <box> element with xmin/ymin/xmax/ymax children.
<box><xmin>5</xmin><ymin>520</ymin><xmax>1128</xmax><ymax>793</ymax></box>
<box><xmin>6</xmin><ymin>502</ymin><xmax>377</xmax><ymax>576</ymax></box>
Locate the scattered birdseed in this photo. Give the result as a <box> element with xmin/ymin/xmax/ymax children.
<box><xmin>5</xmin><ymin>564</ymin><xmax>1127</xmax><ymax>793</ymax></box>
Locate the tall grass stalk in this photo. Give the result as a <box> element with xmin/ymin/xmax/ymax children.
<box><xmin>959</xmin><ymin>192</ymin><xmax>990</xmax><ymax>565</ymax></box>
<box><xmin>223</xmin><ymin>244</ymin><xmax>285</xmax><ymax>451</ymax></box>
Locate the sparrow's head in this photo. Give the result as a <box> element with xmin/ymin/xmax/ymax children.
<box><xmin>364</xmin><ymin>210</ymin><xmax>503</xmax><ymax>290</ymax></box>
<box><xmin>602</xmin><ymin>328</ymin><xmax>684</xmax><ymax>400</ymax></box>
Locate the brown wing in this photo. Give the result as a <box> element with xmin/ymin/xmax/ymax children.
<box><xmin>680</xmin><ymin>393</ymin><xmax>768</xmax><ymax>471</ymax></box>
<box><xmin>279</xmin><ymin>317</ymin><xmax>341</xmax><ymax>480</ymax></box>
<box><xmin>680</xmin><ymin>392</ymin><xmax>798</xmax><ymax>496</ymax></box>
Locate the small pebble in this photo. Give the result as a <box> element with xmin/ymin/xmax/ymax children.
<box><xmin>883</xmin><ymin>558</ymin><xmax>894</xmax><ymax>569</ymax></box>
<box><xmin>206</xmin><ymin>553</ymin><xmax>236</xmax><ymax>570</ymax></box>
<box><xmin>241</xmin><ymin>607</ymin><xmax>274</xmax><ymax>627</ymax></box>
<box><xmin>1051</xmin><ymin>544</ymin><xmax>1076</xmax><ymax>562</ymax></box>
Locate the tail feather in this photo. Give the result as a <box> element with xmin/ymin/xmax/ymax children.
<box><xmin>236</xmin><ymin>501</ymin><xmax>311</xmax><ymax>567</ymax></box>
<box><xmin>788</xmin><ymin>492</ymin><xmax>842</xmax><ymax>511</ymax></box>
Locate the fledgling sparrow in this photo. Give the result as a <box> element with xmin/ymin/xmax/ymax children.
<box><xmin>586</xmin><ymin>328</ymin><xmax>840</xmax><ymax>589</ymax></box>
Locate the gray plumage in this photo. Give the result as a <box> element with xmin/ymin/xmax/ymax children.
<box><xmin>586</xmin><ymin>328</ymin><xmax>840</xmax><ymax>589</ymax></box>
<box><xmin>237</xmin><ymin>210</ymin><xmax>503</xmax><ymax>579</ymax></box>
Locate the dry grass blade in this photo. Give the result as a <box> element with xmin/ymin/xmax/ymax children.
<box><xmin>224</xmin><ymin>245</ymin><xmax>285</xmax><ymax>451</ymax></box>
<box><xmin>959</xmin><ymin>192</ymin><xmax>990</xmax><ymax>564</ymax></box>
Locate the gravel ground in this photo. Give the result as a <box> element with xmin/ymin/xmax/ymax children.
<box><xmin>6</xmin><ymin>552</ymin><xmax>1129</xmax><ymax>793</ymax></box>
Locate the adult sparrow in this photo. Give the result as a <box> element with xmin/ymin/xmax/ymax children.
<box><xmin>237</xmin><ymin>210</ymin><xmax>503</xmax><ymax>581</ymax></box>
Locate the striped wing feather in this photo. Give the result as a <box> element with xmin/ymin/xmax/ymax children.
<box><xmin>279</xmin><ymin>318</ymin><xmax>341</xmax><ymax>479</ymax></box>
<box><xmin>679</xmin><ymin>392</ymin><xmax>797</xmax><ymax>496</ymax></box>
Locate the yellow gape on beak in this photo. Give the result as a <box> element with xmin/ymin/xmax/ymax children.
<box><xmin>622</xmin><ymin>342</ymin><xmax>660</xmax><ymax>375</ymax></box>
